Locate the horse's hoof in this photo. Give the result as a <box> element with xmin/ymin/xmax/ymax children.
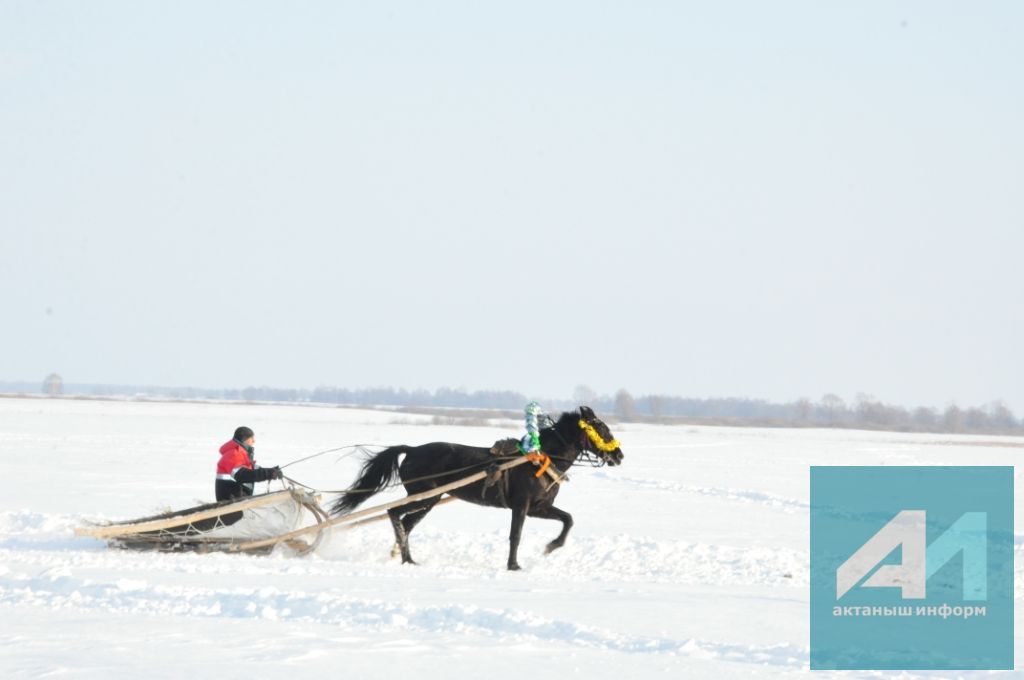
<box><xmin>507</xmin><ymin>563</ymin><xmax>522</xmax><ymax>571</ymax></box>
<box><xmin>402</xmin><ymin>558</ymin><xmax>419</xmax><ymax>566</ymax></box>
<box><xmin>544</xmin><ymin>543</ymin><xmax>559</xmax><ymax>554</ymax></box>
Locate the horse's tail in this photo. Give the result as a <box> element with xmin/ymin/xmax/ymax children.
<box><xmin>331</xmin><ymin>446</ymin><xmax>408</xmax><ymax>515</ymax></box>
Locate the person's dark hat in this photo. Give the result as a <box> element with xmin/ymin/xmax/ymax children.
<box><xmin>233</xmin><ymin>426</ymin><xmax>255</xmax><ymax>442</ymax></box>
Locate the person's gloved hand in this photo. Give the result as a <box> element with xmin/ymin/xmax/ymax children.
<box><xmin>268</xmin><ymin>466</ymin><xmax>283</xmax><ymax>481</ymax></box>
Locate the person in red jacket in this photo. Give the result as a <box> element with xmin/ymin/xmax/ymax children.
<box><xmin>215</xmin><ymin>426</ymin><xmax>283</xmax><ymax>501</ymax></box>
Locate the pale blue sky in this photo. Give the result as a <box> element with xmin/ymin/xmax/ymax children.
<box><xmin>1</xmin><ymin>2</ymin><xmax>1021</xmax><ymax>411</ymax></box>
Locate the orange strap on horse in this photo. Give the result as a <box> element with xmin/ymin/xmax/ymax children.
<box><xmin>525</xmin><ymin>451</ymin><xmax>552</xmax><ymax>478</ymax></box>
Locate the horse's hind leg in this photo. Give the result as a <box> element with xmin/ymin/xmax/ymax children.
<box><xmin>387</xmin><ymin>507</ymin><xmax>413</xmax><ymax>563</ymax></box>
<box><xmin>401</xmin><ymin>496</ymin><xmax>440</xmax><ymax>536</ymax></box>
<box><xmin>387</xmin><ymin>496</ymin><xmax>439</xmax><ymax>565</ymax></box>
<box><xmin>528</xmin><ymin>504</ymin><xmax>574</xmax><ymax>554</ymax></box>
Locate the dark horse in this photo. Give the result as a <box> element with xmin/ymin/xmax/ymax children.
<box><xmin>331</xmin><ymin>406</ymin><xmax>624</xmax><ymax>570</ymax></box>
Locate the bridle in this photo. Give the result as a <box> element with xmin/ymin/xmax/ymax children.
<box><xmin>540</xmin><ymin>413</ymin><xmax>614</xmax><ymax>468</ymax></box>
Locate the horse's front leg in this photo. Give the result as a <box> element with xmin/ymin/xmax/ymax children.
<box><xmin>507</xmin><ymin>503</ymin><xmax>529</xmax><ymax>571</ymax></box>
<box><xmin>528</xmin><ymin>504</ymin><xmax>574</xmax><ymax>554</ymax></box>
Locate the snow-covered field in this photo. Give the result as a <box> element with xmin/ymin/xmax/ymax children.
<box><xmin>1</xmin><ymin>397</ymin><xmax>1021</xmax><ymax>679</ymax></box>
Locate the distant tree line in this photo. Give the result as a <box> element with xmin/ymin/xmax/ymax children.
<box><xmin>6</xmin><ymin>379</ymin><xmax>1022</xmax><ymax>436</ymax></box>
<box><xmin>10</xmin><ymin>382</ymin><xmax>531</xmax><ymax>411</ymax></box>
<box><xmin>587</xmin><ymin>387</ymin><xmax>1023</xmax><ymax>435</ymax></box>
<box><xmin>264</xmin><ymin>385</ymin><xmax>529</xmax><ymax>410</ymax></box>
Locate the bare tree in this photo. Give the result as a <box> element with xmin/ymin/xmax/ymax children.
<box><xmin>985</xmin><ymin>400</ymin><xmax>1017</xmax><ymax>430</ymax></box>
<box><xmin>648</xmin><ymin>394</ymin><xmax>666</xmax><ymax>418</ymax></box>
<box><xmin>573</xmin><ymin>384</ymin><xmax>597</xmax><ymax>406</ymax></box>
<box><xmin>821</xmin><ymin>393</ymin><xmax>846</xmax><ymax>424</ymax></box>
<box><xmin>943</xmin><ymin>404</ymin><xmax>963</xmax><ymax>433</ymax></box>
<box><xmin>856</xmin><ymin>393</ymin><xmax>881</xmax><ymax>424</ymax></box>
<box><xmin>964</xmin><ymin>407</ymin><xmax>989</xmax><ymax>431</ymax></box>
<box><xmin>614</xmin><ymin>388</ymin><xmax>637</xmax><ymax>420</ymax></box>
<box><xmin>912</xmin><ymin>407</ymin><xmax>937</xmax><ymax>429</ymax></box>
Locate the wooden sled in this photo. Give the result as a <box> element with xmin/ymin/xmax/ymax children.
<box><xmin>75</xmin><ymin>489</ymin><xmax>329</xmax><ymax>555</ymax></box>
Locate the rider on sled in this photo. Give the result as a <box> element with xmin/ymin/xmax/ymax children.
<box><xmin>215</xmin><ymin>426</ymin><xmax>284</xmax><ymax>501</ymax></box>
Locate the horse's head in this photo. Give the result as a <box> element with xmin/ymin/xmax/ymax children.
<box><xmin>576</xmin><ymin>405</ymin><xmax>624</xmax><ymax>466</ymax></box>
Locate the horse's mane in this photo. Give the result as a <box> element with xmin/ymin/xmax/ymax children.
<box><xmin>544</xmin><ymin>409</ymin><xmax>582</xmax><ymax>436</ymax></box>
<box><xmin>554</xmin><ymin>409</ymin><xmax>580</xmax><ymax>426</ymax></box>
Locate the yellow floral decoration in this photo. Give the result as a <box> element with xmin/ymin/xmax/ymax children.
<box><xmin>578</xmin><ymin>419</ymin><xmax>620</xmax><ymax>452</ymax></box>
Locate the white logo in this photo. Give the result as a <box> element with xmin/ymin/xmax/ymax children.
<box><xmin>836</xmin><ymin>511</ymin><xmax>987</xmax><ymax>601</ymax></box>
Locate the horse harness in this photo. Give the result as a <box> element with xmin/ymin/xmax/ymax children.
<box><xmin>486</xmin><ymin>438</ymin><xmax>567</xmax><ymax>503</ymax></box>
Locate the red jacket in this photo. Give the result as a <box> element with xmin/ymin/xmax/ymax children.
<box><xmin>216</xmin><ymin>440</ymin><xmax>254</xmax><ymax>481</ymax></box>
